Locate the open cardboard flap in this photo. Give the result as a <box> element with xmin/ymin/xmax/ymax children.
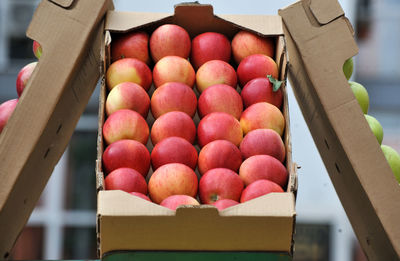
<box><xmin>279</xmin><ymin>0</ymin><xmax>400</xmax><ymax>260</ymax></box>
<box><xmin>0</xmin><ymin>0</ymin><xmax>113</xmax><ymax>257</ymax></box>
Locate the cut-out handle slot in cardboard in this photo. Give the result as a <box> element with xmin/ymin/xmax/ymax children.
<box><xmin>48</xmin><ymin>0</ymin><xmax>75</xmax><ymax>8</ymax></box>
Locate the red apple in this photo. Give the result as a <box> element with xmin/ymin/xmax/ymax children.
<box><xmin>241</xmin><ymin>77</ymin><xmax>283</xmax><ymax>109</ymax></box>
<box><xmin>160</xmin><ymin>195</ymin><xmax>200</xmax><ymax>210</ymax></box>
<box><xmin>105</xmin><ymin>82</ymin><xmax>150</xmax><ymax>118</ymax></box>
<box><xmin>212</xmin><ymin>199</ymin><xmax>239</xmax><ymax>210</ymax></box>
<box><xmin>151</xmin><ymin>82</ymin><xmax>197</xmax><ymax>119</ymax></box>
<box><xmin>239</xmin><ymin>155</ymin><xmax>288</xmax><ymax>187</ymax></box>
<box><xmin>103</xmin><ymin>109</ymin><xmax>149</xmax><ymax>145</ymax></box>
<box><xmin>190</xmin><ymin>32</ymin><xmax>231</xmax><ymax>70</ymax></box>
<box><xmin>198</xmin><ymin>140</ymin><xmax>242</xmax><ymax>176</ymax></box>
<box><xmin>197</xmin><ymin>112</ymin><xmax>243</xmax><ymax>147</ymax></box>
<box><xmin>0</xmin><ymin>99</ymin><xmax>18</xmax><ymax>135</ymax></box>
<box><xmin>130</xmin><ymin>192</ymin><xmax>151</xmax><ymax>202</ymax></box>
<box><xmin>151</xmin><ymin>136</ymin><xmax>198</xmax><ymax>170</ymax></box>
<box><xmin>199</xmin><ymin>168</ymin><xmax>244</xmax><ymax>204</ymax></box>
<box><xmin>197</xmin><ymin>84</ymin><xmax>243</xmax><ymax>119</ymax></box>
<box><xmin>240</xmin><ymin>129</ymin><xmax>285</xmax><ymax>162</ymax></box>
<box><xmin>106</xmin><ymin>58</ymin><xmax>152</xmax><ymax>91</ymax></box>
<box><xmin>16</xmin><ymin>62</ymin><xmax>37</xmax><ymax>97</ymax></box>
<box><xmin>148</xmin><ymin>163</ymin><xmax>198</xmax><ymax>204</ymax></box>
<box><xmin>232</xmin><ymin>30</ymin><xmax>275</xmax><ymax>64</ymax></box>
<box><xmin>33</xmin><ymin>41</ymin><xmax>42</xmax><ymax>59</ymax></box>
<box><xmin>150</xmin><ymin>111</ymin><xmax>196</xmax><ymax>145</ymax></box>
<box><xmin>240</xmin><ymin>102</ymin><xmax>285</xmax><ymax>136</ymax></box>
<box><xmin>237</xmin><ymin>54</ymin><xmax>278</xmax><ymax>87</ymax></box>
<box><xmin>153</xmin><ymin>56</ymin><xmax>195</xmax><ymax>88</ymax></box>
<box><xmin>102</xmin><ymin>139</ymin><xmax>150</xmax><ymax>177</ymax></box>
<box><xmin>105</xmin><ymin>168</ymin><xmax>147</xmax><ymax>194</ymax></box>
<box><xmin>150</xmin><ymin>24</ymin><xmax>191</xmax><ymax>63</ymax></box>
<box><xmin>111</xmin><ymin>31</ymin><xmax>150</xmax><ymax>64</ymax></box>
<box><xmin>195</xmin><ymin>60</ymin><xmax>237</xmax><ymax>93</ymax></box>
<box><xmin>240</xmin><ymin>179</ymin><xmax>284</xmax><ymax>203</ymax></box>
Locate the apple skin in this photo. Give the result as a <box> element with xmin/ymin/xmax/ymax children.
<box><xmin>241</xmin><ymin>77</ymin><xmax>283</xmax><ymax>109</ymax></box>
<box><xmin>148</xmin><ymin>163</ymin><xmax>198</xmax><ymax>204</ymax></box>
<box><xmin>160</xmin><ymin>195</ymin><xmax>200</xmax><ymax>210</ymax></box>
<box><xmin>129</xmin><ymin>192</ymin><xmax>151</xmax><ymax>202</ymax></box>
<box><xmin>197</xmin><ymin>112</ymin><xmax>243</xmax><ymax>148</ymax></box>
<box><xmin>198</xmin><ymin>140</ymin><xmax>242</xmax><ymax>176</ymax></box>
<box><xmin>0</xmin><ymin>99</ymin><xmax>18</xmax><ymax>135</ymax></box>
<box><xmin>240</xmin><ymin>179</ymin><xmax>284</xmax><ymax>203</ymax></box>
<box><xmin>198</xmin><ymin>84</ymin><xmax>243</xmax><ymax>119</ymax></box>
<box><xmin>151</xmin><ymin>111</ymin><xmax>196</xmax><ymax>145</ymax></box>
<box><xmin>102</xmin><ymin>139</ymin><xmax>150</xmax><ymax>177</ymax></box>
<box><xmin>190</xmin><ymin>32</ymin><xmax>231</xmax><ymax>70</ymax></box>
<box><xmin>32</xmin><ymin>41</ymin><xmax>42</xmax><ymax>59</ymax></box>
<box><xmin>153</xmin><ymin>56</ymin><xmax>195</xmax><ymax>88</ymax></box>
<box><xmin>103</xmin><ymin>109</ymin><xmax>149</xmax><ymax>145</ymax></box>
<box><xmin>106</xmin><ymin>58</ymin><xmax>152</xmax><ymax>91</ymax></box>
<box><xmin>381</xmin><ymin>145</ymin><xmax>400</xmax><ymax>183</ymax></box>
<box><xmin>105</xmin><ymin>168</ymin><xmax>148</xmax><ymax>194</ymax></box>
<box><xmin>239</xmin><ymin>129</ymin><xmax>286</xmax><ymax>162</ymax></box>
<box><xmin>151</xmin><ymin>82</ymin><xmax>197</xmax><ymax>119</ymax></box>
<box><xmin>199</xmin><ymin>168</ymin><xmax>244</xmax><ymax>204</ymax></box>
<box><xmin>195</xmin><ymin>60</ymin><xmax>237</xmax><ymax>93</ymax></box>
<box><xmin>239</xmin><ymin>155</ymin><xmax>288</xmax><ymax>187</ymax></box>
<box><xmin>111</xmin><ymin>31</ymin><xmax>150</xmax><ymax>65</ymax></box>
<box><xmin>16</xmin><ymin>62</ymin><xmax>37</xmax><ymax>97</ymax></box>
<box><xmin>237</xmin><ymin>54</ymin><xmax>279</xmax><ymax>87</ymax></box>
<box><xmin>343</xmin><ymin>57</ymin><xmax>353</xmax><ymax>80</ymax></box>
<box><xmin>151</xmin><ymin>136</ymin><xmax>198</xmax><ymax>170</ymax></box>
<box><xmin>212</xmin><ymin>199</ymin><xmax>239</xmax><ymax>210</ymax></box>
<box><xmin>232</xmin><ymin>30</ymin><xmax>275</xmax><ymax>64</ymax></box>
<box><xmin>105</xmin><ymin>82</ymin><xmax>150</xmax><ymax>118</ymax></box>
<box><xmin>365</xmin><ymin>114</ymin><xmax>383</xmax><ymax>145</ymax></box>
<box><xmin>349</xmin><ymin>81</ymin><xmax>369</xmax><ymax>114</ymax></box>
<box><xmin>150</xmin><ymin>24</ymin><xmax>191</xmax><ymax>63</ymax></box>
<box><xmin>240</xmin><ymin>102</ymin><xmax>285</xmax><ymax>136</ymax></box>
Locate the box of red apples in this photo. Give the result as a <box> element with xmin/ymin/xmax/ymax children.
<box><xmin>96</xmin><ymin>3</ymin><xmax>297</xmax><ymax>257</ymax></box>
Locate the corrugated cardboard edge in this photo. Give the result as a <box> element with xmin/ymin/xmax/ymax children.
<box><xmin>279</xmin><ymin>0</ymin><xmax>400</xmax><ymax>260</ymax></box>
<box><xmin>0</xmin><ymin>0</ymin><xmax>113</xmax><ymax>258</ymax></box>
<box><xmin>98</xmin><ymin>191</ymin><xmax>295</xmax><ymax>254</ymax></box>
<box><xmin>96</xmin><ymin>4</ymin><xmax>296</xmax><ymax>257</ymax></box>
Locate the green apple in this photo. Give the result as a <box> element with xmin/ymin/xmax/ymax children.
<box><xmin>365</xmin><ymin>114</ymin><xmax>383</xmax><ymax>145</ymax></box>
<box><xmin>381</xmin><ymin>145</ymin><xmax>400</xmax><ymax>183</ymax></box>
<box><xmin>343</xmin><ymin>57</ymin><xmax>353</xmax><ymax>80</ymax></box>
<box><xmin>349</xmin><ymin>81</ymin><xmax>369</xmax><ymax>114</ymax></box>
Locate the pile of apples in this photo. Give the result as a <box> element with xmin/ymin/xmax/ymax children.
<box><xmin>0</xmin><ymin>42</ymin><xmax>42</xmax><ymax>135</ymax></box>
<box><xmin>344</xmin><ymin>58</ymin><xmax>400</xmax><ymax>183</ymax></box>
<box><xmin>102</xmin><ymin>24</ymin><xmax>289</xmax><ymax>210</ymax></box>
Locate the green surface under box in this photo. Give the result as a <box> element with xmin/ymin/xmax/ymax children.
<box><xmin>102</xmin><ymin>251</ymin><xmax>292</xmax><ymax>261</ymax></box>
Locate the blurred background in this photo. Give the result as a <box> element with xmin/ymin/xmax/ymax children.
<box><xmin>0</xmin><ymin>0</ymin><xmax>399</xmax><ymax>260</ymax></box>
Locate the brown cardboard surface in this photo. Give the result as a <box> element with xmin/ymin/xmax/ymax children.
<box><xmin>0</xmin><ymin>0</ymin><xmax>113</xmax><ymax>258</ymax></box>
<box><xmin>98</xmin><ymin>191</ymin><xmax>295</xmax><ymax>253</ymax></box>
<box><xmin>280</xmin><ymin>0</ymin><xmax>400</xmax><ymax>260</ymax></box>
<box><xmin>97</xmin><ymin>3</ymin><xmax>296</xmax><ymax>256</ymax></box>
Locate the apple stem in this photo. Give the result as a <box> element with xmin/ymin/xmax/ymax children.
<box><xmin>211</xmin><ymin>194</ymin><xmax>219</xmax><ymax>202</ymax></box>
<box><xmin>267</xmin><ymin>75</ymin><xmax>283</xmax><ymax>92</ymax></box>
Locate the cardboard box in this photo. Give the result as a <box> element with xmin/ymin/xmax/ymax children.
<box><xmin>279</xmin><ymin>0</ymin><xmax>400</xmax><ymax>260</ymax></box>
<box><xmin>96</xmin><ymin>4</ymin><xmax>297</xmax><ymax>257</ymax></box>
<box><xmin>0</xmin><ymin>0</ymin><xmax>113</xmax><ymax>258</ymax></box>
<box><xmin>1</xmin><ymin>0</ymin><xmax>398</xmax><ymax>259</ymax></box>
